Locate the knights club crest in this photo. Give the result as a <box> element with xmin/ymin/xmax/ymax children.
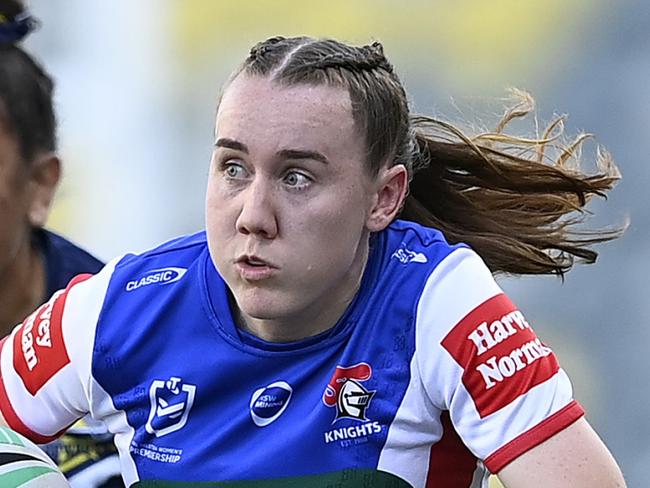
<box><xmin>322</xmin><ymin>362</ymin><xmax>376</xmax><ymax>422</ymax></box>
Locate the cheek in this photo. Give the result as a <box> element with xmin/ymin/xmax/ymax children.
<box><xmin>205</xmin><ymin>186</ymin><xmax>233</xmax><ymax>270</ymax></box>
<box><xmin>284</xmin><ymin>190</ymin><xmax>369</xmax><ymax>264</ymax></box>
<box><xmin>317</xmin><ymin>180</ymin><xmax>372</xmax><ymax>227</ymax></box>
<box><xmin>205</xmin><ymin>180</ymin><xmax>233</xmax><ymax>232</ymax></box>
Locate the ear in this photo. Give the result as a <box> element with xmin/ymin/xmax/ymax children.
<box><xmin>366</xmin><ymin>164</ymin><xmax>409</xmax><ymax>232</ymax></box>
<box><xmin>27</xmin><ymin>153</ymin><xmax>61</xmax><ymax>227</ymax></box>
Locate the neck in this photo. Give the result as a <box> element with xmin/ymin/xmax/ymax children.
<box><xmin>0</xmin><ymin>233</ymin><xmax>45</xmax><ymax>336</ymax></box>
<box><xmin>235</xmin><ymin>286</ymin><xmax>360</xmax><ymax>343</ymax></box>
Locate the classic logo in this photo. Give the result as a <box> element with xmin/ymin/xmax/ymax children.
<box><xmin>441</xmin><ymin>293</ymin><xmax>559</xmax><ymax>418</ymax></box>
<box><xmin>323</xmin><ymin>363</ymin><xmax>375</xmax><ymax>422</ymax></box>
<box><xmin>125</xmin><ymin>267</ymin><xmax>187</xmax><ymax>292</ymax></box>
<box><xmin>249</xmin><ymin>381</ymin><xmax>293</xmax><ymax>427</ymax></box>
<box><xmin>145</xmin><ymin>377</ymin><xmax>196</xmax><ymax>437</ymax></box>
<box><xmin>391</xmin><ymin>247</ymin><xmax>428</xmax><ymax>264</ymax></box>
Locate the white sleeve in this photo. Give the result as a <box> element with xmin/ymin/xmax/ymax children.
<box><xmin>417</xmin><ymin>247</ymin><xmax>584</xmax><ymax>473</ymax></box>
<box><xmin>0</xmin><ymin>259</ymin><xmax>118</xmax><ymax>444</ymax></box>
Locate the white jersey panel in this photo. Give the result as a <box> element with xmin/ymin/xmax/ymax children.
<box><xmin>0</xmin><ymin>259</ymin><xmax>118</xmax><ymax>439</ymax></box>
<box><xmin>378</xmin><ymin>248</ymin><xmax>494</xmax><ymax>487</ymax></box>
<box><xmin>448</xmin><ymin>368</ymin><xmax>575</xmax><ymax>459</ymax></box>
<box><xmin>415</xmin><ymin>247</ymin><xmax>502</xmax><ymax>411</ymax></box>
<box><xmin>63</xmin><ymin>258</ymin><xmax>119</xmax><ymax>412</ymax></box>
<box><xmin>88</xmin><ymin>375</ymin><xmax>138</xmax><ymax>486</ymax></box>
<box><xmin>413</xmin><ymin>247</ymin><xmax>580</xmax><ymax>472</ymax></box>
<box><xmin>376</xmin><ymin>353</ymin><xmax>442</xmax><ymax>487</ymax></box>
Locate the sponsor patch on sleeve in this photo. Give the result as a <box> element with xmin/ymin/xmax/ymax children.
<box><xmin>12</xmin><ymin>274</ymin><xmax>91</xmax><ymax>396</ymax></box>
<box><xmin>441</xmin><ymin>293</ymin><xmax>559</xmax><ymax>418</ymax></box>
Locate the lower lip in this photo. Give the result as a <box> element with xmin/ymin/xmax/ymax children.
<box><xmin>235</xmin><ymin>262</ymin><xmax>277</xmax><ymax>281</ymax></box>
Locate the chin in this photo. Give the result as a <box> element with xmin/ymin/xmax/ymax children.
<box><xmin>234</xmin><ymin>290</ymin><xmax>297</xmax><ymax>321</ymax></box>
<box><xmin>239</xmin><ymin>304</ymin><xmax>294</xmax><ymax>322</ymax></box>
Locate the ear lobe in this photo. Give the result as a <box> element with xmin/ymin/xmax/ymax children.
<box><xmin>366</xmin><ymin>164</ymin><xmax>409</xmax><ymax>232</ymax></box>
<box><xmin>27</xmin><ymin>154</ymin><xmax>61</xmax><ymax>227</ymax></box>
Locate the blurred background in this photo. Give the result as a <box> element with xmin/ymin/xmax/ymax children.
<box><xmin>24</xmin><ymin>0</ymin><xmax>648</xmax><ymax>485</ymax></box>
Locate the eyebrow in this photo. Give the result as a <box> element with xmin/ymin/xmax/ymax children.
<box><xmin>214</xmin><ymin>138</ymin><xmax>329</xmax><ymax>165</ymax></box>
<box><xmin>215</xmin><ymin>138</ymin><xmax>248</xmax><ymax>153</ymax></box>
<box><xmin>277</xmin><ymin>149</ymin><xmax>329</xmax><ymax>165</ymax></box>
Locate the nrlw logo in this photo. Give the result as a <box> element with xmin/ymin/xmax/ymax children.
<box><xmin>125</xmin><ymin>267</ymin><xmax>187</xmax><ymax>291</ymax></box>
<box><xmin>146</xmin><ymin>377</ymin><xmax>196</xmax><ymax>437</ymax></box>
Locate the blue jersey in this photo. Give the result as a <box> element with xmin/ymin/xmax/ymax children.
<box><xmin>0</xmin><ymin>221</ymin><xmax>583</xmax><ymax>487</ymax></box>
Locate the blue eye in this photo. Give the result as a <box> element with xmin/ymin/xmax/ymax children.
<box><xmin>224</xmin><ymin>163</ymin><xmax>246</xmax><ymax>179</ymax></box>
<box><xmin>283</xmin><ymin>171</ymin><xmax>310</xmax><ymax>188</ymax></box>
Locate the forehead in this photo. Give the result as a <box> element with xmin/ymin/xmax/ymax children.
<box><xmin>215</xmin><ymin>76</ymin><xmax>360</xmax><ymax>152</ymax></box>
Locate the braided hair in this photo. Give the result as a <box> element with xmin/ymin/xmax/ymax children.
<box><xmin>226</xmin><ymin>36</ymin><xmax>623</xmax><ymax>276</ymax></box>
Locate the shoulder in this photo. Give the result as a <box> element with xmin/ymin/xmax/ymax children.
<box><xmin>407</xmin><ymin>223</ymin><xmax>502</xmax><ymax>351</ymax></box>
<box><xmin>382</xmin><ymin>220</ymin><xmax>471</xmax><ymax>271</ymax></box>
<box><xmin>96</xmin><ymin>231</ymin><xmax>208</xmax><ymax>305</ymax></box>
<box><xmin>385</xmin><ymin>219</ymin><xmax>492</xmax><ymax>284</ymax></box>
<box><xmin>114</xmin><ymin>230</ymin><xmax>207</xmax><ymax>272</ymax></box>
<box><xmin>361</xmin><ymin>221</ymin><xmax>482</xmax><ymax>329</ymax></box>
<box><xmin>375</xmin><ymin>220</ymin><xmax>477</xmax><ymax>290</ymax></box>
<box><xmin>386</xmin><ymin>222</ymin><xmax>502</xmax><ymax>356</ymax></box>
<box><xmin>42</xmin><ymin>230</ymin><xmax>208</xmax><ymax>325</ymax></box>
<box><xmin>387</xmin><ymin>219</ymin><xmax>461</xmax><ymax>249</ymax></box>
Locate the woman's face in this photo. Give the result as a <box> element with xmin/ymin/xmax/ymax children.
<box><xmin>206</xmin><ymin>76</ymin><xmax>386</xmax><ymax>338</ymax></box>
<box><xmin>0</xmin><ymin>122</ymin><xmax>32</xmax><ymax>280</ymax></box>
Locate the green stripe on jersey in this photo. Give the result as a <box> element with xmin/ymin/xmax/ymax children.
<box><xmin>0</xmin><ymin>465</ymin><xmax>59</xmax><ymax>487</ymax></box>
<box><xmin>133</xmin><ymin>469</ymin><xmax>410</xmax><ymax>487</ymax></box>
<box><xmin>0</xmin><ymin>427</ymin><xmax>24</xmax><ymax>447</ymax></box>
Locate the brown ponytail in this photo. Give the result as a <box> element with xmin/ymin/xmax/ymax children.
<box><xmin>401</xmin><ymin>92</ymin><xmax>624</xmax><ymax>276</ymax></box>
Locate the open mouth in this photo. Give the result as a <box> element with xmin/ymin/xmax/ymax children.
<box><xmin>235</xmin><ymin>256</ymin><xmax>277</xmax><ymax>281</ymax></box>
<box><xmin>235</xmin><ymin>255</ymin><xmax>278</xmax><ymax>277</ymax></box>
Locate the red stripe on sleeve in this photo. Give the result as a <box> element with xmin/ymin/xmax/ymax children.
<box><xmin>426</xmin><ymin>412</ymin><xmax>478</xmax><ymax>487</ymax></box>
<box><xmin>0</xmin><ymin>338</ymin><xmax>67</xmax><ymax>443</ymax></box>
<box><xmin>484</xmin><ymin>400</ymin><xmax>585</xmax><ymax>473</ymax></box>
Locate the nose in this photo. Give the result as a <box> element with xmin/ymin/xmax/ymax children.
<box><xmin>235</xmin><ymin>180</ymin><xmax>278</xmax><ymax>239</ymax></box>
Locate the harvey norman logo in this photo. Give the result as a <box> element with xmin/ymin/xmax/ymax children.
<box><xmin>441</xmin><ymin>293</ymin><xmax>559</xmax><ymax>418</ymax></box>
<box><xmin>126</xmin><ymin>267</ymin><xmax>187</xmax><ymax>292</ymax></box>
<box><xmin>21</xmin><ymin>291</ymin><xmax>61</xmax><ymax>371</ymax></box>
<box><xmin>468</xmin><ymin>309</ymin><xmax>553</xmax><ymax>389</ymax></box>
